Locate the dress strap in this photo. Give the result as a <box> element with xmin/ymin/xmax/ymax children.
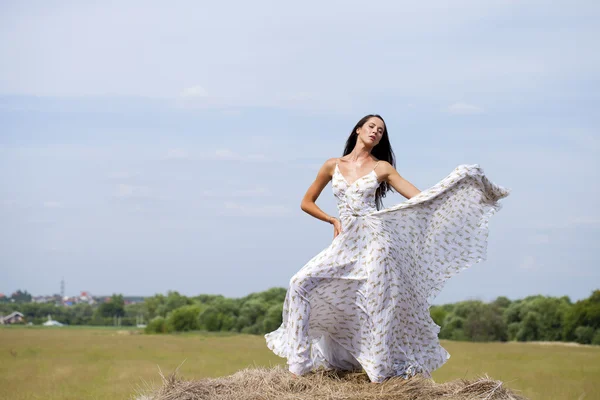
<box><xmin>373</xmin><ymin>161</ymin><xmax>380</xmax><ymax>171</ymax></box>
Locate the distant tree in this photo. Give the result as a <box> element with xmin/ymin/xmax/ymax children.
<box><xmin>517</xmin><ymin>311</ymin><xmax>541</xmax><ymax>341</ymax></box>
<box><xmin>240</xmin><ymin>299</ymin><xmax>267</xmax><ymax>321</ymax></box>
<box><xmin>165</xmin><ymin>291</ymin><xmax>193</xmax><ymax>312</ymax></box>
<box><xmin>254</xmin><ymin>287</ymin><xmax>287</xmax><ymax>304</ymax></box>
<box><xmin>429</xmin><ymin>306</ymin><xmax>447</xmax><ymax>327</ymax></box>
<box><xmin>563</xmin><ymin>290</ymin><xmax>600</xmax><ymax>341</ymax></box>
<box><xmin>0</xmin><ymin>303</ymin><xmax>15</xmax><ymax>313</ymax></box>
<box><xmin>142</xmin><ymin>291</ymin><xmax>194</xmax><ymax>319</ymax></box>
<box><xmin>504</xmin><ymin>295</ymin><xmax>571</xmax><ymax>342</ymax></box>
<box><xmin>124</xmin><ymin>302</ymin><xmax>148</xmax><ymax>320</ymax></box>
<box><xmin>263</xmin><ymin>303</ymin><xmax>283</xmax><ymax>332</ymax></box>
<box><xmin>168</xmin><ymin>305</ymin><xmax>202</xmax><ymax>331</ymax></box>
<box><xmin>199</xmin><ymin>306</ymin><xmax>222</xmax><ymax>331</ymax></box>
<box><xmin>492</xmin><ymin>296</ymin><xmax>511</xmax><ymax>309</ymax></box>
<box><xmin>70</xmin><ymin>303</ymin><xmax>94</xmax><ymax>325</ymax></box>
<box><xmin>527</xmin><ymin>296</ymin><xmax>569</xmax><ymax>341</ymax></box>
<box><xmin>145</xmin><ymin>316</ymin><xmax>173</xmax><ymax>334</ymax></box>
<box><xmin>439</xmin><ymin>300</ymin><xmax>507</xmax><ymax>342</ymax></box>
<box><xmin>504</xmin><ymin>300</ymin><xmax>525</xmax><ymax>325</ymax></box>
<box><xmin>235</xmin><ymin>314</ymin><xmax>252</xmax><ymax>332</ymax></box>
<box><xmin>144</xmin><ymin>294</ymin><xmax>166</xmax><ymax>318</ymax></box>
<box><xmin>464</xmin><ymin>303</ymin><xmax>507</xmax><ymax>342</ymax></box>
<box><xmin>136</xmin><ymin>287</ymin><xmax>600</xmax><ymax>342</ymax></box>
<box><xmin>96</xmin><ymin>294</ymin><xmax>125</xmax><ymax>317</ymax></box>
<box><xmin>507</xmin><ymin>322</ymin><xmax>520</xmax><ymax>340</ymax></box>
<box><xmin>439</xmin><ymin>315</ymin><xmax>467</xmax><ymax>341</ymax></box>
<box><xmin>574</xmin><ymin>326</ymin><xmax>594</xmax><ymax>344</ymax></box>
<box><xmin>221</xmin><ymin>314</ymin><xmax>237</xmax><ymax>331</ymax></box>
<box><xmin>11</xmin><ymin>289</ymin><xmax>32</xmax><ymax>303</ymax></box>
<box><xmin>592</xmin><ymin>330</ymin><xmax>600</xmax><ymax>345</ymax></box>
<box><xmin>194</xmin><ymin>294</ymin><xmax>226</xmax><ymax>304</ymax></box>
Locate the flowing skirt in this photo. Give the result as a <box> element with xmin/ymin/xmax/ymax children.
<box><xmin>264</xmin><ymin>164</ymin><xmax>511</xmax><ymax>382</ymax></box>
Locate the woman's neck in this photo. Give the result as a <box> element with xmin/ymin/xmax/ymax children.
<box><xmin>346</xmin><ymin>144</ymin><xmax>373</xmax><ymax>162</ymax></box>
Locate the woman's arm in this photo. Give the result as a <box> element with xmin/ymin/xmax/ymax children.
<box><xmin>300</xmin><ymin>158</ymin><xmax>338</xmax><ymax>224</ymax></box>
<box><xmin>378</xmin><ymin>161</ymin><xmax>421</xmax><ymax>199</ymax></box>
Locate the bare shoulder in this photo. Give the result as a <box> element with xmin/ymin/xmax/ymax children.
<box><xmin>324</xmin><ymin>157</ymin><xmax>339</xmax><ymax>166</ymax></box>
<box><xmin>376</xmin><ymin>160</ymin><xmax>396</xmax><ymax>173</ymax></box>
<box><xmin>321</xmin><ymin>157</ymin><xmax>339</xmax><ymax>176</ymax></box>
<box><xmin>375</xmin><ymin>160</ymin><xmax>403</xmax><ymax>179</ymax></box>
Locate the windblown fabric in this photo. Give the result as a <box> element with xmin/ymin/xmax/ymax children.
<box><xmin>265</xmin><ymin>162</ymin><xmax>511</xmax><ymax>383</ymax></box>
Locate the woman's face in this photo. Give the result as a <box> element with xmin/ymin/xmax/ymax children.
<box><xmin>356</xmin><ymin>117</ymin><xmax>385</xmax><ymax>147</ymax></box>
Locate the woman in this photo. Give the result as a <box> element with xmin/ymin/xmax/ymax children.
<box><xmin>264</xmin><ymin>114</ymin><xmax>510</xmax><ymax>383</ymax></box>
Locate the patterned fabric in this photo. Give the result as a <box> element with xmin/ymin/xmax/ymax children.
<box><xmin>264</xmin><ymin>162</ymin><xmax>511</xmax><ymax>383</ymax></box>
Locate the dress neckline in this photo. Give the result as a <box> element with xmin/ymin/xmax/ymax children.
<box><xmin>335</xmin><ymin>161</ymin><xmax>380</xmax><ymax>186</ymax></box>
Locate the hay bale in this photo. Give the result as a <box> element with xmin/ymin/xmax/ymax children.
<box><xmin>134</xmin><ymin>365</ymin><xmax>528</xmax><ymax>400</ymax></box>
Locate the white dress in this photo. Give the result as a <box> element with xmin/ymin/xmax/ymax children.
<box><xmin>264</xmin><ymin>160</ymin><xmax>511</xmax><ymax>383</ymax></box>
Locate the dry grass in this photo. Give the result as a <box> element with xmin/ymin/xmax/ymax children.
<box><xmin>2</xmin><ymin>327</ymin><xmax>598</xmax><ymax>400</ymax></box>
<box><xmin>135</xmin><ymin>364</ymin><xmax>528</xmax><ymax>400</ymax></box>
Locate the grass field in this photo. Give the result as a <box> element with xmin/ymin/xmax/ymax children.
<box><xmin>1</xmin><ymin>326</ymin><xmax>599</xmax><ymax>400</ymax></box>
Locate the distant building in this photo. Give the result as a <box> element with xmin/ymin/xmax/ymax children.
<box><xmin>43</xmin><ymin>320</ymin><xmax>64</xmax><ymax>327</ymax></box>
<box><xmin>79</xmin><ymin>291</ymin><xmax>96</xmax><ymax>305</ymax></box>
<box><xmin>43</xmin><ymin>314</ymin><xmax>65</xmax><ymax>327</ymax></box>
<box><xmin>0</xmin><ymin>311</ymin><xmax>25</xmax><ymax>324</ymax></box>
<box><xmin>33</xmin><ymin>295</ymin><xmax>60</xmax><ymax>304</ymax></box>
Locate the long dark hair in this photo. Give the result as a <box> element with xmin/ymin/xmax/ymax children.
<box><xmin>342</xmin><ymin>114</ymin><xmax>396</xmax><ymax>210</ymax></box>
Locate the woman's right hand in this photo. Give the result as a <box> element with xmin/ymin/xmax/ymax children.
<box><xmin>331</xmin><ymin>217</ymin><xmax>342</xmax><ymax>239</ymax></box>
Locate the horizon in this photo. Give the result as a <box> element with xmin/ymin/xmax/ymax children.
<box><xmin>3</xmin><ymin>285</ymin><xmax>597</xmax><ymax>305</ymax></box>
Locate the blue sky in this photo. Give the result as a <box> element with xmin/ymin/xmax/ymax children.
<box><xmin>1</xmin><ymin>1</ymin><xmax>598</xmax><ymax>305</ymax></box>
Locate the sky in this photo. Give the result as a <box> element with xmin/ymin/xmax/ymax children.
<box><xmin>1</xmin><ymin>0</ymin><xmax>598</xmax><ymax>305</ymax></box>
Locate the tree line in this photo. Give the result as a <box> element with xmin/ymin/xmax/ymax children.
<box><xmin>1</xmin><ymin>288</ymin><xmax>598</xmax><ymax>345</ymax></box>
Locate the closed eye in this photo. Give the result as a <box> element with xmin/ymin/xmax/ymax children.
<box><xmin>370</xmin><ymin>124</ymin><xmax>383</xmax><ymax>132</ymax></box>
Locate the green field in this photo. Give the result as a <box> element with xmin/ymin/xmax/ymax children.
<box><xmin>1</xmin><ymin>326</ymin><xmax>599</xmax><ymax>400</ymax></box>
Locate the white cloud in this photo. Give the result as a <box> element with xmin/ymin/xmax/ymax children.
<box><xmin>445</xmin><ymin>102</ymin><xmax>484</xmax><ymax>115</ymax></box>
